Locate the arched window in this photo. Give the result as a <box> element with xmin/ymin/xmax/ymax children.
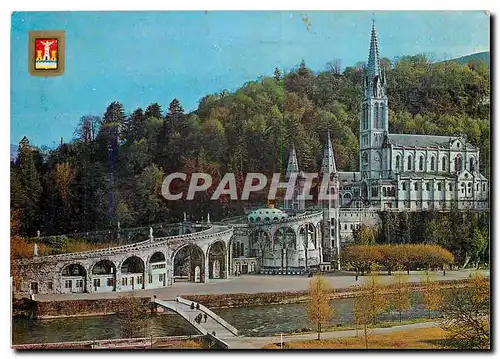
<box><xmin>442</xmin><ymin>156</ymin><xmax>447</xmax><ymax>171</ymax></box>
<box><xmin>395</xmin><ymin>155</ymin><xmax>400</xmax><ymax>172</ymax></box>
<box><xmin>455</xmin><ymin>155</ymin><xmax>463</xmax><ymax>172</ymax></box>
<box><xmin>430</xmin><ymin>156</ymin><xmax>435</xmax><ymax>171</ymax></box>
<box><xmin>469</xmin><ymin>157</ymin><xmax>475</xmax><ymax>172</ymax></box>
<box><xmin>419</xmin><ymin>155</ymin><xmax>424</xmax><ymax>171</ymax></box>
<box><xmin>407</xmin><ymin>155</ymin><xmax>412</xmax><ymax>171</ymax></box>
<box><xmin>374</xmin><ymin>103</ymin><xmax>379</xmax><ymax>129</ymax></box>
<box><xmin>380</xmin><ymin>104</ymin><xmax>385</xmax><ymax>128</ymax></box>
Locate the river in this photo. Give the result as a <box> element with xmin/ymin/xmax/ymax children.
<box><xmin>12</xmin><ymin>293</ymin><xmax>438</xmax><ymax>345</ymax></box>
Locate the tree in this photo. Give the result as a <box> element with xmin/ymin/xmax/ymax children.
<box><xmin>273</xmin><ymin>67</ymin><xmax>281</xmax><ymax>81</ymax></box>
<box><xmin>54</xmin><ymin>162</ymin><xmax>74</xmax><ymax>207</ymax></box>
<box><xmin>306</xmin><ymin>274</ymin><xmax>334</xmax><ymax>340</ymax></box>
<box><xmin>440</xmin><ymin>273</ymin><xmax>490</xmax><ymax>349</ymax></box>
<box><xmin>352</xmin><ymin>224</ymin><xmax>377</xmax><ymax>245</ymax></box>
<box><xmin>390</xmin><ymin>271</ymin><xmax>412</xmax><ymax>322</ymax></box>
<box><xmin>14</xmin><ymin>137</ymin><xmax>42</xmax><ymax>235</ymax></box>
<box><xmin>419</xmin><ymin>271</ymin><xmax>443</xmax><ymax>319</ymax></box>
<box><xmin>353</xmin><ymin>274</ymin><xmax>387</xmax><ymax>348</ymax></box>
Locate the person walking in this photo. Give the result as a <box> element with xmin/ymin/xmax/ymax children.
<box><xmin>196</xmin><ymin>303</ymin><xmax>200</xmax><ymax>310</ymax></box>
<box><xmin>190</xmin><ymin>302</ymin><xmax>195</xmax><ymax>309</ymax></box>
<box><xmin>204</xmin><ymin>313</ymin><xmax>208</xmax><ymax>323</ymax></box>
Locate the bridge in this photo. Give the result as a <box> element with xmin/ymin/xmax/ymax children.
<box><xmin>152</xmin><ymin>296</ymin><xmax>238</xmax><ymax>341</ymax></box>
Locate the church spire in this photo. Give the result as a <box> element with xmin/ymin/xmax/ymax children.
<box><xmin>286</xmin><ymin>145</ymin><xmax>299</xmax><ymax>179</ymax></box>
<box><xmin>320</xmin><ymin>132</ymin><xmax>337</xmax><ymax>175</ymax></box>
<box><xmin>367</xmin><ymin>21</ymin><xmax>381</xmax><ymax>79</ymax></box>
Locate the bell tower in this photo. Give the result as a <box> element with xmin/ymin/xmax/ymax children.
<box><xmin>359</xmin><ymin>21</ymin><xmax>389</xmax><ymax>182</ymax></box>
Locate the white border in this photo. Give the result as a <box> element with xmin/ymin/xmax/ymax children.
<box><xmin>3</xmin><ymin>2</ymin><xmax>497</xmax><ymax>359</ymax></box>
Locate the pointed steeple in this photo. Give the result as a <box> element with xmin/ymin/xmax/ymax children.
<box><xmin>286</xmin><ymin>145</ymin><xmax>299</xmax><ymax>179</ymax></box>
<box><xmin>367</xmin><ymin>20</ymin><xmax>381</xmax><ymax>79</ymax></box>
<box><xmin>320</xmin><ymin>132</ymin><xmax>337</xmax><ymax>175</ymax></box>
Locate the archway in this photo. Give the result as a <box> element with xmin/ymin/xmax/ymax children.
<box><xmin>61</xmin><ymin>263</ymin><xmax>87</xmax><ymax>294</ymax></box>
<box><xmin>361</xmin><ymin>182</ymin><xmax>368</xmax><ymax>199</ymax></box>
<box><xmin>251</xmin><ymin>229</ymin><xmax>271</xmax><ymax>272</ymax></box>
<box><xmin>173</xmin><ymin>244</ymin><xmax>205</xmax><ymax>282</ymax></box>
<box><xmin>148</xmin><ymin>251</ymin><xmax>168</xmax><ymax>287</ymax></box>
<box><xmin>274</xmin><ymin>227</ymin><xmax>296</xmax><ymax>272</ymax></box>
<box><xmin>121</xmin><ymin>256</ymin><xmax>145</xmax><ymax>290</ymax></box>
<box><xmin>208</xmin><ymin>241</ymin><xmax>226</xmax><ymax>279</ymax></box>
<box><xmin>91</xmin><ymin>260</ymin><xmax>116</xmax><ymax>292</ymax></box>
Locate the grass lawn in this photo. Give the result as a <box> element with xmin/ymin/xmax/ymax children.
<box><xmin>263</xmin><ymin>327</ymin><xmax>452</xmax><ymax>349</ymax></box>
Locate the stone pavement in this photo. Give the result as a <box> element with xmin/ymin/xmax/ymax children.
<box><xmin>35</xmin><ymin>270</ymin><xmax>489</xmax><ymax>302</ymax></box>
<box><xmin>224</xmin><ymin>321</ymin><xmax>440</xmax><ymax>349</ymax></box>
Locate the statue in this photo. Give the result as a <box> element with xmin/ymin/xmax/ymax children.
<box><xmin>183</xmin><ymin>212</ymin><xmax>187</xmax><ymax>222</ymax></box>
<box><xmin>207</xmin><ymin>213</ymin><xmax>211</xmax><ymax>223</ymax></box>
<box><xmin>40</xmin><ymin>40</ymin><xmax>54</xmax><ymax>61</ymax></box>
<box><xmin>36</xmin><ymin>230</ymin><xmax>40</xmax><ymax>238</ymax></box>
<box><xmin>117</xmin><ymin>221</ymin><xmax>121</xmax><ymax>230</ymax></box>
<box><xmin>34</xmin><ymin>243</ymin><xmax>38</xmax><ymax>257</ymax></box>
<box><xmin>149</xmin><ymin>227</ymin><xmax>153</xmax><ymax>241</ymax></box>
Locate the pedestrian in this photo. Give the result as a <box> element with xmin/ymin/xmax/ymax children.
<box><xmin>196</xmin><ymin>303</ymin><xmax>200</xmax><ymax>310</ymax></box>
<box><xmin>204</xmin><ymin>313</ymin><xmax>208</xmax><ymax>323</ymax></box>
<box><xmin>212</xmin><ymin>331</ymin><xmax>216</xmax><ymax>336</ymax></box>
<box><xmin>355</xmin><ymin>274</ymin><xmax>358</xmax><ymax>281</ymax></box>
<box><xmin>190</xmin><ymin>302</ymin><xmax>195</xmax><ymax>309</ymax></box>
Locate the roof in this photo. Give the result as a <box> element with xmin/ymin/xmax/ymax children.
<box><xmin>248</xmin><ymin>208</ymin><xmax>288</xmax><ymax>222</ymax></box>
<box><xmin>398</xmin><ymin>171</ymin><xmax>456</xmax><ymax>180</ymax></box>
<box><xmin>386</xmin><ymin>134</ymin><xmax>460</xmax><ymax>148</ymax></box>
<box><xmin>338</xmin><ymin>171</ymin><xmax>361</xmax><ymax>183</ymax></box>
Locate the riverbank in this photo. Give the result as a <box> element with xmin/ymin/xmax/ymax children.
<box><xmin>13</xmin><ymin>277</ymin><xmax>474</xmax><ymax>319</ymax></box>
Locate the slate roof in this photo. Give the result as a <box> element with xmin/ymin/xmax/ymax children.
<box><xmin>386</xmin><ymin>134</ymin><xmax>460</xmax><ymax>148</ymax></box>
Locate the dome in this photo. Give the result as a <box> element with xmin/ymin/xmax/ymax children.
<box><xmin>247</xmin><ymin>208</ymin><xmax>288</xmax><ymax>223</ymax></box>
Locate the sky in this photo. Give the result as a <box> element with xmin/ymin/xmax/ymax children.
<box><xmin>11</xmin><ymin>11</ymin><xmax>490</xmax><ymax>147</ymax></box>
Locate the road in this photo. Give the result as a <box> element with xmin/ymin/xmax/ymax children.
<box><xmin>34</xmin><ymin>269</ymin><xmax>488</xmax><ymax>302</ymax></box>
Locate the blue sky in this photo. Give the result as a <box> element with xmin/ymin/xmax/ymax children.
<box><xmin>11</xmin><ymin>11</ymin><xmax>489</xmax><ymax>147</ymax></box>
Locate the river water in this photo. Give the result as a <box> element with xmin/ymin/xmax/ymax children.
<box><xmin>12</xmin><ymin>293</ymin><xmax>437</xmax><ymax>345</ymax></box>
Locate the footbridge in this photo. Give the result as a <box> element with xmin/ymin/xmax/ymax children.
<box><xmin>152</xmin><ymin>297</ymin><xmax>238</xmax><ymax>341</ymax></box>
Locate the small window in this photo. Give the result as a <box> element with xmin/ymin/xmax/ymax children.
<box><xmin>449</xmin><ymin>183</ymin><xmax>453</xmax><ymax>191</ymax></box>
<box><xmin>93</xmin><ymin>278</ymin><xmax>100</xmax><ymax>288</ymax></box>
<box><xmin>344</xmin><ymin>224</ymin><xmax>347</xmax><ymax>230</ymax></box>
<box><xmin>402</xmin><ymin>182</ymin><xmax>407</xmax><ymax>191</ymax></box>
<box><xmin>65</xmin><ymin>280</ymin><xmax>72</xmax><ymax>289</ymax></box>
<box><xmin>76</xmin><ymin>279</ymin><xmax>83</xmax><ymax>288</ymax></box>
<box><xmin>414</xmin><ymin>182</ymin><xmax>418</xmax><ymax>191</ymax></box>
<box><xmin>437</xmin><ymin>183</ymin><xmax>442</xmax><ymax>191</ymax></box>
<box><xmin>107</xmin><ymin>278</ymin><xmax>114</xmax><ymax>287</ymax></box>
<box><xmin>483</xmin><ymin>184</ymin><xmax>486</xmax><ymax>191</ymax></box>
<box><xmin>425</xmin><ymin>183</ymin><xmax>430</xmax><ymax>191</ymax></box>
<box><xmin>138</xmin><ymin>276</ymin><xmax>143</xmax><ymax>284</ymax></box>
<box><xmin>48</xmin><ymin>282</ymin><xmax>53</xmax><ymax>290</ymax></box>
<box><xmin>122</xmin><ymin>277</ymin><xmax>128</xmax><ymax>286</ymax></box>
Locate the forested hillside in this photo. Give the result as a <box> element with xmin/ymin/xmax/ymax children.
<box><xmin>10</xmin><ymin>55</ymin><xmax>490</xmax><ymax>236</ymax></box>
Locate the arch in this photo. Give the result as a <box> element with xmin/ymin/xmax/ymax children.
<box><xmin>149</xmin><ymin>251</ymin><xmax>166</xmax><ymax>264</ymax></box>
<box><xmin>395</xmin><ymin>155</ymin><xmax>401</xmax><ymax>172</ymax></box>
<box><xmin>430</xmin><ymin>156</ymin><xmax>435</xmax><ymax>171</ymax></box>
<box><xmin>251</xmin><ymin>229</ymin><xmax>271</xmax><ymax>272</ymax></box>
<box><xmin>342</xmin><ymin>193</ymin><xmax>352</xmax><ymax>206</ymax></box>
<box><xmin>419</xmin><ymin>155</ymin><xmax>424</xmax><ymax>171</ymax></box>
<box><xmin>374</xmin><ymin>103</ymin><xmax>380</xmax><ymax>128</ymax></box>
<box><xmin>469</xmin><ymin>157</ymin><xmax>475</xmax><ymax>172</ymax></box>
<box><xmin>455</xmin><ymin>155</ymin><xmax>463</xmax><ymax>172</ymax></box>
<box><xmin>92</xmin><ymin>260</ymin><xmax>116</xmax><ymax>275</ymax></box>
<box><xmin>121</xmin><ymin>256</ymin><xmax>145</xmax><ymax>274</ymax></box>
<box><xmin>173</xmin><ymin>244</ymin><xmax>205</xmax><ymax>282</ymax></box>
<box><xmin>208</xmin><ymin>241</ymin><xmax>227</xmax><ymax>279</ymax></box>
<box><xmin>91</xmin><ymin>260</ymin><xmax>116</xmax><ymax>292</ymax></box>
<box><xmin>361</xmin><ymin>182</ymin><xmax>368</xmax><ymax>198</ymax></box>
<box><xmin>362</xmin><ymin>152</ymin><xmax>369</xmax><ymax>168</ymax></box>
<box><xmin>61</xmin><ymin>263</ymin><xmax>87</xmax><ymax>294</ymax></box>
<box><xmin>442</xmin><ymin>156</ymin><xmax>447</xmax><ymax>171</ymax></box>
<box><xmin>407</xmin><ymin>155</ymin><xmax>413</xmax><ymax>171</ymax></box>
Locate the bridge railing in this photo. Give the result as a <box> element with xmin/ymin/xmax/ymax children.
<box><xmin>177</xmin><ymin>297</ymin><xmax>238</xmax><ymax>336</ymax></box>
